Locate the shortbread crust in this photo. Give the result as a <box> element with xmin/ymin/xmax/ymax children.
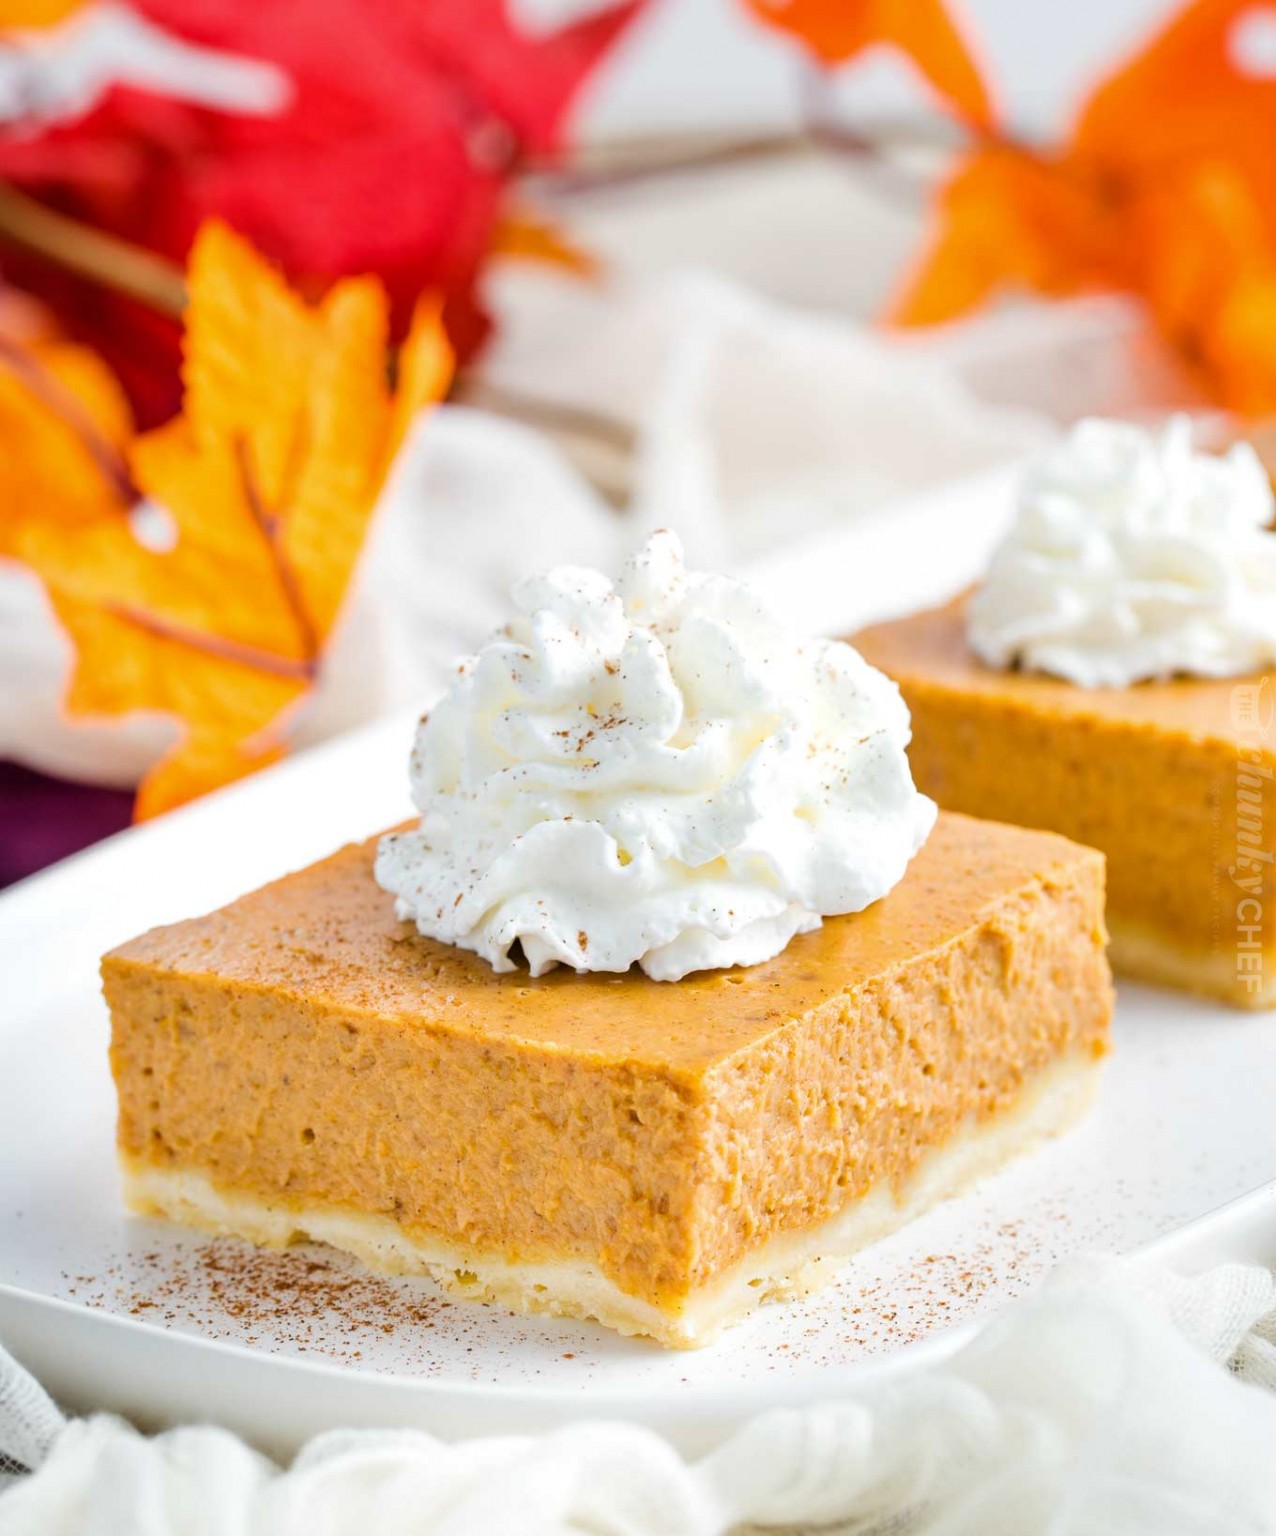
<box><xmin>1106</xmin><ymin>919</ymin><xmax>1276</xmax><ymax>1011</ymax></box>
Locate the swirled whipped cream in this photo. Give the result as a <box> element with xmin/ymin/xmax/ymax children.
<box><xmin>376</xmin><ymin>531</ymin><xmax>936</xmax><ymax>981</ymax></box>
<box><xmin>969</xmin><ymin>416</ymin><xmax>1276</xmax><ymax>688</ymax></box>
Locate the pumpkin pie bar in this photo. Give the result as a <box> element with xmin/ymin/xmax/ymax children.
<box><xmin>854</xmin><ymin>599</ymin><xmax>1276</xmax><ymax>1008</ymax></box>
<box><xmin>104</xmin><ymin>811</ymin><xmax>1111</xmax><ymax>1348</ymax></box>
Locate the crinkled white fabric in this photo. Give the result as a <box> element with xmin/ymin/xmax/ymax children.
<box><xmin>481</xmin><ymin>265</ymin><xmax>1050</xmax><ymax>570</ymax></box>
<box><xmin>970</xmin><ymin>416</ymin><xmax>1276</xmax><ymax>687</ymax></box>
<box><xmin>5</xmin><ymin>1256</ymin><xmax>1276</xmax><ymax>1534</ymax></box>
<box><xmin>0</xmin><ymin>1355</ymin><xmax>59</xmax><ymax>1481</ymax></box>
<box><xmin>376</xmin><ymin>529</ymin><xmax>934</xmax><ymax>980</ymax></box>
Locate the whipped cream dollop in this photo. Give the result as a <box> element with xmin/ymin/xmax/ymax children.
<box><xmin>376</xmin><ymin>531</ymin><xmax>935</xmax><ymax>982</ymax></box>
<box><xmin>969</xmin><ymin>416</ymin><xmax>1276</xmax><ymax>688</ymax></box>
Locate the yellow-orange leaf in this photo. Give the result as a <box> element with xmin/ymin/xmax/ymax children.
<box><xmin>745</xmin><ymin>0</ymin><xmax>993</xmax><ymax>128</ymax></box>
<box><xmin>8</xmin><ymin>220</ymin><xmax>454</xmax><ymax>817</ymax></box>
<box><xmin>385</xmin><ymin>296</ymin><xmax>456</xmax><ymax>479</ymax></box>
<box><xmin>45</xmin><ymin>580</ymin><xmax>298</xmax><ymax>821</ymax></box>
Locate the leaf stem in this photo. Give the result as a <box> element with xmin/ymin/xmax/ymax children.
<box><xmin>0</xmin><ymin>333</ymin><xmax>137</xmax><ymax>502</ymax></box>
<box><xmin>234</xmin><ymin>436</ymin><xmax>320</xmax><ymax>664</ymax></box>
<box><xmin>105</xmin><ymin>602</ymin><xmax>318</xmax><ymax>681</ymax></box>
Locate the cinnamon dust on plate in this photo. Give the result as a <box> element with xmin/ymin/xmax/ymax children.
<box><xmin>62</xmin><ymin>1240</ymin><xmax>461</xmax><ymax>1366</ymax></box>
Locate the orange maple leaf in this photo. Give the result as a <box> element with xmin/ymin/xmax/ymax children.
<box><xmin>890</xmin><ymin>145</ymin><xmax>1119</xmax><ymax>325</ymax></box>
<box><xmin>744</xmin><ymin>0</ymin><xmax>993</xmax><ymax>129</ymax></box>
<box><xmin>1073</xmin><ymin>0</ymin><xmax>1276</xmax><ymax>232</ymax></box>
<box><xmin>7</xmin><ymin>221</ymin><xmax>453</xmax><ymax>817</ymax></box>
<box><xmin>891</xmin><ymin>0</ymin><xmax>1276</xmax><ymax>414</ymax></box>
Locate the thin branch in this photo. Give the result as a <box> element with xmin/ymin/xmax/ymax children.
<box><xmin>521</xmin><ymin>121</ymin><xmax>891</xmax><ymax>177</ymax></box>
<box><xmin>456</xmin><ymin>378</ymin><xmax>634</xmax><ymax>454</ymax></box>
<box><xmin>524</xmin><ymin>114</ymin><xmax>968</xmax><ymax>199</ymax></box>
<box><xmin>0</xmin><ymin>184</ymin><xmax>186</xmax><ymax>317</ymax></box>
<box><xmin>452</xmin><ymin>377</ymin><xmax>634</xmax><ymax>505</ymax></box>
<box><xmin>798</xmin><ymin>71</ymin><xmax>941</xmax><ymax>211</ymax></box>
<box><xmin>528</xmin><ymin>132</ymin><xmax>809</xmax><ymax>196</ymax></box>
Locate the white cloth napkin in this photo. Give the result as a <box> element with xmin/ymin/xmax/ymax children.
<box><xmin>0</xmin><ymin>268</ymin><xmax>1048</xmax><ymax>791</ymax></box>
<box><xmin>479</xmin><ymin>266</ymin><xmax>1051</xmax><ymax>566</ymax></box>
<box><xmin>3</xmin><ymin>1254</ymin><xmax>1276</xmax><ymax>1534</ymax></box>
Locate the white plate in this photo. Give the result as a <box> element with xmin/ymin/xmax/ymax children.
<box><xmin>4</xmin><ymin>467</ymin><xmax>1275</xmax><ymax>1459</ymax></box>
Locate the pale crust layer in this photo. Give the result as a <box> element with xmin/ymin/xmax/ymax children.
<box><xmin>121</xmin><ymin>1049</ymin><xmax>1101</xmax><ymax>1349</ymax></box>
<box><xmin>1107</xmin><ymin>917</ymin><xmax>1276</xmax><ymax>1010</ymax></box>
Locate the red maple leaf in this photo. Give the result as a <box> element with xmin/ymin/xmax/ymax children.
<box><xmin>0</xmin><ymin>0</ymin><xmax>646</xmax><ymax>423</ymax></box>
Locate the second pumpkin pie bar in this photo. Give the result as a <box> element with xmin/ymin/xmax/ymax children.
<box><xmin>854</xmin><ymin>598</ymin><xmax>1276</xmax><ymax>1008</ymax></box>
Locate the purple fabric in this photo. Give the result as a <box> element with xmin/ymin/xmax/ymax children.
<box><xmin>0</xmin><ymin>761</ymin><xmax>133</xmax><ymax>888</ymax></box>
